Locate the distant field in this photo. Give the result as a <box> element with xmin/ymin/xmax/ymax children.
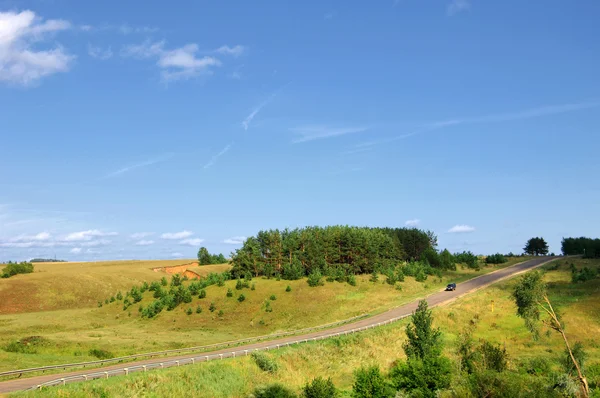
<box><xmin>0</xmin><ymin>259</ymin><xmax>227</xmax><ymax>314</ymax></box>
<box><xmin>11</xmin><ymin>257</ymin><xmax>599</xmax><ymax>398</ymax></box>
<box><xmin>0</xmin><ymin>257</ymin><xmax>528</xmax><ymax>373</ymax></box>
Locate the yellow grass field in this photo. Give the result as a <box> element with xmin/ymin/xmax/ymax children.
<box><xmin>10</xmin><ymin>257</ymin><xmax>600</xmax><ymax>398</ymax></box>
<box><xmin>0</xmin><ymin>257</ymin><xmax>528</xmax><ymax>373</ymax></box>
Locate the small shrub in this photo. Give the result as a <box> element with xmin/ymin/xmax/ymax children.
<box><xmin>415</xmin><ymin>269</ymin><xmax>427</xmax><ymax>282</ymax></box>
<box><xmin>236</xmin><ymin>278</ymin><xmax>244</xmax><ymax>290</ymax></box>
<box><xmin>186</xmin><ymin>308</ymin><xmax>192</xmax><ymax>315</ymax></box>
<box><xmin>209</xmin><ymin>302</ymin><xmax>216</xmax><ymax>312</ymax></box>
<box><xmin>486</xmin><ymin>253</ymin><xmax>508</xmax><ymax>265</ymax></box>
<box><xmin>352</xmin><ymin>366</ymin><xmax>393</xmax><ymax>398</ymax></box>
<box><xmin>238</xmin><ymin>294</ymin><xmax>246</xmax><ymax>302</ymax></box>
<box><xmin>116</xmin><ymin>291</ymin><xmax>123</xmax><ymax>300</ymax></box>
<box><xmin>88</xmin><ymin>348</ymin><xmax>114</xmax><ymax>360</ymax></box>
<box><xmin>270</xmin><ymin>294</ymin><xmax>277</xmax><ymax>301</ymax></box>
<box><xmin>171</xmin><ymin>274</ymin><xmax>182</xmax><ymax>287</ymax></box>
<box><xmin>109</xmin><ymin>296</ymin><xmax>115</xmax><ymax>303</ymax></box>
<box><xmin>226</xmin><ymin>288</ymin><xmax>233</xmax><ymax>297</ymax></box>
<box><xmin>104</xmin><ymin>299</ymin><xmax>109</xmax><ymax>305</ymax></box>
<box><xmin>286</xmin><ymin>285</ymin><xmax>292</xmax><ymax>292</ymax></box>
<box><xmin>347</xmin><ymin>274</ymin><xmax>357</xmax><ymax>286</ymax></box>
<box><xmin>264</xmin><ymin>301</ymin><xmax>273</xmax><ymax>313</ymax></box>
<box><xmin>196</xmin><ymin>305</ymin><xmax>202</xmax><ymax>314</ymax></box>
<box><xmin>199</xmin><ymin>289</ymin><xmax>206</xmax><ymax>299</ymax></box>
<box><xmin>253</xmin><ymin>384</ymin><xmax>296</xmax><ymax>398</ymax></box>
<box><xmin>218</xmin><ymin>310</ymin><xmax>224</xmax><ymax>317</ymax></box>
<box><xmin>251</xmin><ymin>352</ymin><xmax>279</xmax><ymax>373</ymax></box>
<box><xmin>369</xmin><ymin>270</ymin><xmax>379</xmax><ymax>282</ymax></box>
<box><xmin>251</xmin><ymin>283</ymin><xmax>256</xmax><ymax>291</ymax></box>
<box><xmin>525</xmin><ymin>357</ymin><xmax>551</xmax><ymax>375</ymax></box>
<box><xmin>97</xmin><ymin>301</ymin><xmax>103</xmax><ymax>308</ymax></box>
<box><xmin>307</xmin><ymin>269</ymin><xmax>324</xmax><ymax>287</ymax></box>
<box><xmin>302</xmin><ymin>376</ymin><xmax>338</xmax><ymax>398</ymax></box>
<box><xmin>160</xmin><ymin>277</ymin><xmax>168</xmax><ymax>286</ymax></box>
<box><xmin>478</xmin><ymin>341</ymin><xmax>508</xmax><ymax>372</ymax></box>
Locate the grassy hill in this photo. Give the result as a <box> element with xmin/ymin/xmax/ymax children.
<box><xmin>10</xmin><ymin>257</ymin><xmax>600</xmax><ymax>397</ymax></box>
<box><xmin>0</xmin><ymin>257</ymin><xmax>527</xmax><ymax>373</ymax></box>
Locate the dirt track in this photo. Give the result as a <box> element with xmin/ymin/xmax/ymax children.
<box><xmin>0</xmin><ymin>256</ymin><xmax>556</xmax><ymax>394</ymax></box>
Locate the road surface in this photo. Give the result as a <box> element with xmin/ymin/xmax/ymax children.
<box><xmin>0</xmin><ymin>256</ymin><xmax>556</xmax><ymax>394</ymax></box>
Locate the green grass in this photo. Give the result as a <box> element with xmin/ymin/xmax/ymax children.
<box><xmin>0</xmin><ymin>258</ymin><xmax>527</xmax><ymax>375</ymax></box>
<box><xmin>10</xmin><ymin>257</ymin><xmax>600</xmax><ymax>398</ymax></box>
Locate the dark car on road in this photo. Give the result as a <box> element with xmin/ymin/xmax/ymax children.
<box><xmin>445</xmin><ymin>283</ymin><xmax>456</xmax><ymax>291</ymax></box>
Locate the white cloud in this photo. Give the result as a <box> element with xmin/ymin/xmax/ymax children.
<box><xmin>291</xmin><ymin>125</ymin><xmax>370</xmax><ymax>143</ymax></box>
<box><xmin>404</xmin><ymin>219</ymin><xmax>420</xmax><ymax>227</ymax></box>
<box><xmin>80</xmin><ymin>239</ymin><xmax>111</xmax><ymax>247</ymax></box>
<box><xmin>0</xmin><ymin>10</ymin><xmax>74</xmax><ymax>86</ymax></box>
<box><xmin>179</xmin><ymin>238</ymin><xmax>204</xmax><ymax>246</ymax></box>
<box><xmin>9</xmin><ymin>232</ymin><xmax>52</xmax><ymax>242</ymax></box>
<box><xmin>447</xmin><ymin>0</ymin><xmax>470</xmax><ymax>16</ymax></box>
<box><xmin>122</xmin><ymin>40</ymin><xmax>221</xmax><ymax>82</ymax></box>
<box><xmin>118</xmin><ymin>24</ymin><xmax>158</xmax><ymax>35</ymax></box>
<box><xmin>448</xmin><ymin>225</ymin><xmax>476</xmax><ymax>233</ymax></box>
<box><xmin>70</xmin><ymin>247</ymin><xmax>81</xmax><ymax>254</ymax></box>
<box><xmin>131</xmin><ymin>232</ymin><xmax>154</xmax><ymax>239</ymax></box>
<box><xmin>171</xmin><ymin>252</ymin><xmax>183</xmax><ymax>258</ymax></box>
<box><xmin>63</xmin><ymin>230</ymin><xmax>118</xmax><ymax>242</ymax></box>
<box><xmin>135</xmin><ymin>240</ymin><xmax>154</xmax><ymax>246</ymax></box>
<box><xmin>88</xmin><ymin>44</ymin><xmax>113</xmax><ymax>60</ymax></box>
<box><xmin>216</xmin><ymin>45</ymin><xmax>245</xmax><ymax>57</ymax></box>
<box><xmin>203</xmin><ymin>143</ymin><xmax>232</xmax><ymax>170</ymax></box>
<box><xmin>103</xmin><ymin>153</ymin><xmax>174</xmax><ymax>178</ymax></box>
<box><xmin>223</xmin><ymin>236</ymin><xmax>246</xmax><ymax>245</ymax></box>
<box><xmin>161</xmin><ymin>230</ymin><xmax>193</xmax><ymax>240</ymax></box>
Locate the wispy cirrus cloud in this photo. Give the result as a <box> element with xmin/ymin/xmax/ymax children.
<box><xmin>131</xmin><ymin>232</ymin><xmax>154</xmax><ymax>239</ymax></box>
<box><xmin>448</xmin><ymin>224</ymin><xmax>476</xmax><ymax>233</ymax></box>
<box><xmin>242</xmin><ymin>83</ymin><xmax>290</xmax><ymax>130</ymax></box>
<box><xmin>216</xmin><ymin>45</ymin><xmax>246</xmax><ymax>57</ymax></box>
<box><xmin>291</xmin><ymin>125</ymin><xmax>370</xmax><ymax>143</ymax></box>
<box><xmin>63</xmin><ymin>230</ymin><xmax>118</xmax><ymax>242</ymax></box>
<box><xmin>447</xmin><ymin>0</ymin><xmax>470</xmax><ymax>16</ymax></box>
<box><xmin>0</xmin><ymin>10</ymin><xmax>74</xmax><ymax>86</ymax></box>
<box><xmin>88</xmin><ymin>44</ymin><xmax>113</xmax><ymax>60</ymax></box>
<box><xmin>161</xmin><ymin>231</ymin><xmax>193</xmax><ymax>240</ymax></box>
<box><xmin>223</xmin><ymin>236</ymin><xmax>246</xmax><ymax>245</ymax></box>
<box><xmin>405</xmin><ymin>219</ymin><xmax>420</xmax><ymax>227</ymax></box>
<box><xmin>203</xmin><ymin>143</ymin><xmax>232</xmax><ymax>170</ymax></box>
<box><xmin>122</xmin><ymin>40</ymin><xmax>222</xmax><ymax>82</ymax></box>
<box><xmin>103</xmin><ymin>153</ymin><xmax>174</xmax><ymax>179</ymax></box>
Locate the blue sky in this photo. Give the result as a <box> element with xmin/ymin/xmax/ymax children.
<box><xmin>1</xmin><ymin>0</ymin><xmax>599</xmax><ymax>261</ymax></box>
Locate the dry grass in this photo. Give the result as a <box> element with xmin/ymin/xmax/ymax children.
<box><xmin>0</xmin><ymin>258</ymin><xmax>526</xmax><ymax>373</ymax></box>
<box><xmin>9</xmin><ymin>257</ymin><xmax>600</xmax><ymax>397</ymax></box>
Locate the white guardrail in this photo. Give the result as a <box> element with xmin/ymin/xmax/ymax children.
<box><xmin>29</xmin><ymin>314</ymin><xmax>411</xmax><ymax>391</ymax></box>
<box><xmin>1</xmin><ymin>314</ymin><xmax>369</xmax><ymax>379</ymax></box>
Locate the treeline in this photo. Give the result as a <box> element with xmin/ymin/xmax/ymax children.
<box><xmin>230</xmin><ymin>226</ymin><xmax>439</xmax><ymax>278</ymax></box>
<box><xmin>197</xmin><ymin>247</ymin><xmax>227</xmax><ymax>265</ymax></box>
<box><xmin>30</xmin><ymin>258</ymin><xmax>66</xmax><ymax>263</ymax></box>
<box><xmin>562</xmin><ymin>237</ymin><xmax>600</xmax><ymax>258</ymax></box>
<box><xmin>1</xmin><ymin>261</ymin><xmax>34</xmax><ymax>278</ymax></box>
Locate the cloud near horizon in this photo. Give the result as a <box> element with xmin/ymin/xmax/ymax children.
<box><xmin>448</xmin><ymin>224</ymin><xmax>476</xmax><ymax>233</ymax></box>
<box><xmin>161</xmin><ymin>231</ymin><xmax>193</xmax><ymax>240</ymax></box>
<box><xmin>404</xmin><ymin>219</ymin><xmax>420</xmax><ymax>227</ymax></box>
<box><xmin>223</xmin><ymin>236</ymin><xmax>246</xmax><ymax>244</ymax></box>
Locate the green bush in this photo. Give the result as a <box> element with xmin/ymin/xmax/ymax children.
<box><xmin>171</xmin><ymin>274</ymin><xmax>182</xmax><ymax>286</ymax></box>
<box><xmin>238</xmin><ymin>294</ymin><xmax>246</xmax><ymax>302</ymax></box>
<box><xmin>478</xmin><ymin>341</ymin><xmax>508</xmax><ymax>372</ymax></box>
<box><xmin>415</xmin><ymin>269</ymin><xmax>427</xmax><ymax>282</ymax></box>
<box><xmin>3</xmin><ymin>337</ymin><xmax>48</xmax><ymax>354</ymax></box>
<box><xmin>302</xmin><ymin>377</ymin><xmax>338</xmax><ymax>398</ymax></box>
<box><xmin>109</xmin><ymin>296</ymin><xmax>115</xmax><ymax>303</ymax></box>
<box><xmin>160</xmin><ymin>277</ymin><xmax>168</xmax><ymax>286</ymax></box>
<box><xmin>88</xmin><ymin>348</ymin><xmax>114</xmax><ymax>359</ymax></box>
<box><xmin>1</xmin><ymin>261</ymin><xmax>34</xmax><ymax>278</ymax></box>
<box><xmin>264</xmin><ymin>301</ymin><xmax>273</xmax><ymax>313</ymax></box>
<box><xmin>352</xmin><ymin>366</ymin><xmax>394</xmax><ymax>398</ymax></box>
<box><xmin>236</xmin><ymin>278</ymin><xmax>244</xmax><ymax>290</ymax></box>
<box><xmin>209</xmin><ymin>302</ymin><xmax>216</xmax><ymax>312</ymax></box>
<box><xmin>486</xmin><ymin>253</ymin><xmax>508</xmax><ymax>264</ymax></box>
<box><xmin>283</xmin><ymin>258</ymin><xmax>305</xmax><ymax>280</ymax></box>
<box><xmin>390</xmin><ymin>357</ymin><xmax>452</xmax><ymax>397</ymax></box>
<box><xmin>199</xmin><ymin>289</ymin><xmax>206</xmax><ymax>299</ymax></box>
<box><xmin>116</xmin><ymin>291</ymin><xmax>123</xmax><ymax>300</ymax></box>
<box><xmin>196</xmin><ymin>305</ymin><xmax>202</xmax><ymax>314</ymax></box>
<box><xmin>186</xmin><ymin>308</ymin><xmax>192</xmax><ymax>315</ymax></box>
<box><xmin>347</xmin><ymin>274</ymin><xmax>357</xmax><ymax>286</ymax></box>
<box><xmin>455</xmin><ymin>251</ymin><xmax>480</xmax><ymax>270</ymax></box>
<box><xmin>97</xmin><ymin>301</ymin><xmax>103</xmax><ymax>308</ymax></box>
<box><xmin>251</xmin><ymin>352</ymin><xmax>279</xmax><ymax>373</ymax></box>
<box><xmin>251</xmin><ymin>283</ymin><xmax>256</xmax><ymax>291</ymax></box>
<box><xmin>218</xmin><ymin>309</ymin><xmax>224</xmax><ymax>317</ymax></box>
<box><xmin>307</xmin><ymin>269</ymin><xmax>324</xmax><ymax>287</ymax></box>
<box><xmin>525</xmin><ymin>357</ymin><xmax>551</xmax><ymax>375</ymax></box>
<box><xmin>286</xmin><ymin>285</ymin><xmax>292</xmax><ymax>292</ymax></box>
<box><xmin>226</xmin><ymin>288</ymin><xmax>233</xmax><ymax>297</ymax></box>
<box><xmin>572</xmin><ymin>267</ymin><xmax>598</xmax><ymax>283</ymax></box>
<box><xmin>270</xmin><ymin>294</ymin><xmax>277</xmax><ymax>301</ymax></box>
<box><xmin>253</xmin><ymin>384</ymin><xmax>297</xmax><ymax>398</ymax></box>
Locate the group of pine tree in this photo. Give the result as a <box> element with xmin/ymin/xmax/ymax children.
<box><xmin>229</xmin><ymin>226</ymin><xmax>454</xmax><ymax>279</ymax></box>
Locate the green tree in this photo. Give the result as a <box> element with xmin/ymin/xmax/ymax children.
<box><xmin>198</xmin><ymin>247</ymin><xmax>212</xmax><ymax>265</ymax></box>
<box><xmin>253</xmin><ymin>384</ymin><xmax>296</xmax><ymax>398</ymax></box>
<box><xmin>352</xmin><ymin>366</ymin><xmax>393</xmax><ymax>398</ymax></box>
<box><xmin>403</xmin><ymin>300</ymin><xmax>442</xmax><ymax>360</ymax></box>
<box><xmin>513</xmin><ymin>271</ymin><xmax>589</xmax><ymax>396</ymax></box>
<box><xmin>523</xmin><ymin>237</ymin><xmax>549</xmax><ymax>256</ymax></box>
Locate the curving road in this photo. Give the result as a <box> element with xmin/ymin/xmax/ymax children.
<box><xmin>0</xmin><ymin>256</ymin><xmax>556</xmax><ymax>394</ymax></box>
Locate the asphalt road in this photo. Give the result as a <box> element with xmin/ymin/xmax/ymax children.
<box><xmin>0</xmin><ymin>256</ymin><xmax>556</xmax><ymax>394</ymax></box>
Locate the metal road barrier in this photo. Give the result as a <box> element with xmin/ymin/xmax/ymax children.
<box><xmin>0</xmin><ymin>314</ymin><xmax>370</xmax><ymax>379</ymax></box>
<box><xmin>28</xmin><ymin>314</ymin><xmax>411</xmax><ymax>391</ymax></box>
